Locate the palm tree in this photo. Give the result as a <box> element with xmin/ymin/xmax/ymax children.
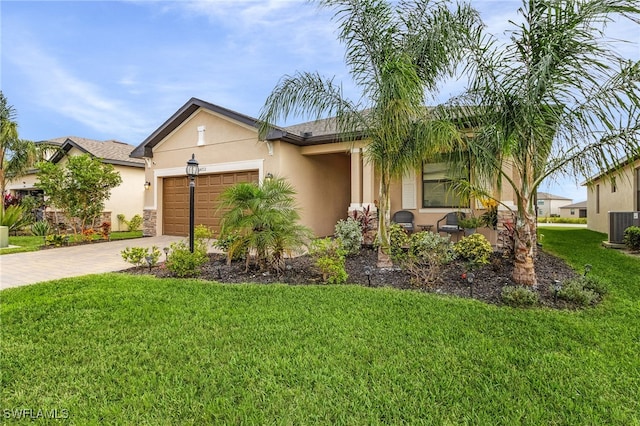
<box><xmin>451</xmin><ymin>0</ymin><xmax>640</xmax><ymax>286</ymax></box>
<box><xmin>217</xmin><ymin>177</ymin><xmax>313</xmax><ymax>272</ymax></box>
<box><xmin>0</xmin><ymin>92</ymin><xmax>55</xmax><ymax>198</ymax></box>
<box><xmin>258</xmin><ymin>0</ymin><xmax>479</xmax><ymax>266</ymax></box>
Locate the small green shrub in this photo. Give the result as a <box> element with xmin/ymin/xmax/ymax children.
<box><xmin>623</xmin><ymin>226</ymin><xmax>640</xmax><ymax>251</ymax></box>
<box><xmin>388</xmin><ymin>223</ymin><xmax>410</xmax><ymax>260</ymax></box>
<box><xmin>31</xmin><ymin>221</ymin><xmax>51</xmax><ymax>237</ymax></box>
<box><xmin>557</xmin><ymin>277</ymin><xmax>601</xmax><ymax>306</ymax></box>
<box><xmin>45</xmin><ymin>234</ymin><xmax>69</xmax><ymax>247</ymax></box>
<box><xmin>580</xmin><ymin>275</ymin><xmax>608</xmax><ymax>296</ymax></box>
<box><xmin>401</xmin><ymin>231</ymin><xmax>456</xmax><ymax>285</ymax></box>
<box><xmin>117</xmin><ymin>214</ymin><xmax>143</xmax><ymax>232</ymax></box>
<box><xmin>310</xmin><ymin>238</ymin><xmax>348</xmax><ymax>284</ymax></box>
<box><xmin>454</xmin><ymin>233</ymin><xmax>493</xmax><ymax>268</ymax></box>
<box><xmin>121</xmin><ymin>246</ymin><xmax>161</xmax><ymax>267</ymax></box>
<box><xmin>166</xmin><ymin>241</ymin><xmax>208</xmax><ymax>277</ymax></box>
<box><xmin>334</xmin><ymin>217</ymin><xmax>362</xmax><ymax>256</ymax></box>
<box><xmin>213</xmin><ymin>230</ymin><xmax>247</xmax><ymax>262</ymax></box>
<box><xmin>501</xmin><ymin>286</ymin><xmax>539</xmax><ymax>307</ymax></box>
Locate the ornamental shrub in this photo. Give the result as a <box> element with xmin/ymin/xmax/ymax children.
<box><xmin>310</xmin><ymin>238</ymin><xmax>348</xmax><ymax>284</ymax></box>
<box><xmin>166</xmin><ymin>241</ymin><xmax>208</xmax><ymax>277</ymax></box>
<box><xmin>334</xmin><ymin>217</ymin><xmax>363</xmax><ymax>256</ymax></box>
<box><xmin>388</xmin><ymin>223</ymin><xmax>410</xmax><ymax>260</ymax></box>
<box><xmin>454</xmin><ymin>233</ymin><xmax>493</xmax><ymax>269</ymax></box>
<box><xmin>623</xmin><ymin>226</ymin><xmax>640</xmax><ymax>251</ymax></box>
<box><xmin>501</xmin><ymin>286</ymin><xmax>539</xmax><ymax>307</ymax></box>
<box><xmin>557</xmin><ymin>279</ymin><xmax>598</xmax><ymax>306</ymax></box>
<box><xmin>401</xmin><ymin>231</ymin><xmax>456</xmax><ymax>285</ymax></box>
<box><xmin>121</xmin><ymin>246</ymin><xmax>161</xmax><ymax>268</ymax></box>
<box><xmin>31</xmin><ymin>221</ymin><xmax>52</xmax><ymax>237</ymax></box>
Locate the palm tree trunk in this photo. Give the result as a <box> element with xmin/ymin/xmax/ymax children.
<box><xmin>376</xmin><ymin>169</ymin><xmax>393</xmax><ymax>268</ymax></box>
<box><xmin>512</xmin><ymin>209</ymin><xmax>537</xmax><ymax>286</ymax></box>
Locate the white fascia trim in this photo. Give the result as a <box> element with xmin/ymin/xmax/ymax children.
<box><xmin>147</xmin><ymin>159</ymin><xmax>264</xmax><ymax>210</ymax></box>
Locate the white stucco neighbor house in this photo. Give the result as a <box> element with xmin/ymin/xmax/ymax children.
<box><xmin>6</xmin><ymin>136</ymin><xmax>145</xmax><ymax>231</ymax></box>
<box><xmin>536</xmin><ymin>192</ymin><xmax>572</xmax><ymax>217</ymax></box>
<box><xmin>558</xmin><ymin>201</ymin><xmax>587</xmax><ymax>218</ymax></box>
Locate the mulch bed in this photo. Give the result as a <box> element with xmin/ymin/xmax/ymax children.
<box><xmin>123</xmin><ymin>247</ymin><xmax>587</xmax><ymax>309</ymax></box>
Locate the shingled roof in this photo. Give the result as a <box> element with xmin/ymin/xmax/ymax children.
<box><xmin>47</xmin><ymin>136</ymin><xmax>144</xmax><ymax>167</ymax></box>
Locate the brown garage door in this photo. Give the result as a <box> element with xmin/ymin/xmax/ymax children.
<box><xmin>163</xmin><ymin>170</ymin><xmax>259</xmax><ymax>236</ymax></box>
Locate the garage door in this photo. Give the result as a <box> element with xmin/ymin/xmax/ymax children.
<box><xmin>163</xmin><ymin>170</ymin><xmax>259</xmax><ymax>236</ymax></box>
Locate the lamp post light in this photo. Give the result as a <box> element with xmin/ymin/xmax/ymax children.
<box><xmin>186</xmin><ymin>154</ymin><xmax>199</xmax><ymax>253</ymax></box>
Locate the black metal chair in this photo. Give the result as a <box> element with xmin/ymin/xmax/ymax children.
<box><xmin>437</xmin><ymin>212</ymin><xmax>465</xmax><ymax>239</ymax></box>
<box><xmin>392</xmin><ymin>210</ymin><xmax>415</xmax><ymax>233</ymax></box>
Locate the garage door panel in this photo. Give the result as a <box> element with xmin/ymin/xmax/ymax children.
<box><xmin>163</xmin><ymin>170</ymin><xmax>259</xmax><ymax>236</ymax></box>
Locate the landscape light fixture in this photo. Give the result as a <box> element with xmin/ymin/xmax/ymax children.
<box><xmin>466</xmin><ymin>272</ymin><xmax>475</xmax><ymax>297</ymax></box>
<box><xmin>553</xmin><ymin>279</ymin><xmax>562</xmax><ymax>303</ymax></box>
<box><xmin>584</xmin><ymin>264</ymin><xmax>592</xmax><ymax>276</ymax></box>
<box><xmin>186</xmin><ymin>154</ymin><xmax>199</xmax><ymax>253</ymax></box>
<box><xmin>364</xmin><ymin>266</ymin><xmax>372</xmax><ymax>287</ymax></box>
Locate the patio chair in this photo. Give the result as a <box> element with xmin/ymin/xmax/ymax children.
<box><xmin>437</xmin><ymin>212</ymin><xmax>465</xmax><ymax>239</ymax></box>
<box><xmin>392</xmin><ymin>210</ymin><xmax>414</xmax><ymax>233</ymax></box>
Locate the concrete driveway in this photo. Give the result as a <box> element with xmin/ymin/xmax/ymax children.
<box><xmin>0</xmin><ymin>236</ymin><xmax>185</xmax><ymax>290</ymax></box>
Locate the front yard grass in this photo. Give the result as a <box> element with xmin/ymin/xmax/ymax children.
<box><xmin>1</xmin><ymin>228</ymin><xmax>638</xmax><ymax>424</ymax></box>
<box><xmin>0</xmin><ymin>230</ymin><xmax>143</xmax><ymax>255</ymax></box>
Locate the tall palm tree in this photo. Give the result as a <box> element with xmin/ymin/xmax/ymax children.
<box><xmin>451</xmin><ymin>0</ymin><xmax>640</xmax><ymax>286</ymax></box>
<box><xmin>0</xmin><ymin>92</ymin><xmax>55</xmax><ymax>198</ymax></box>
<box><xmin>258</xmin><ymin>0</ymin><xmax>479</xmax><ymax>266</ymax></box>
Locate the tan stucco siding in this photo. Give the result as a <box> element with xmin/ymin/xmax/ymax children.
<box><xmin>108</xmin><ymin>165</ymin><xmax>145</xmax><ymax>231</ymax></box>
<box><xmin>277</xmin><ymin>143</ymin><xmax>350</xmax><ymax>237</ymax></box>
<box><xmin>587</xmin><ymin>159</ymin><xmax>640</xmax><ymax>233</ymax></box>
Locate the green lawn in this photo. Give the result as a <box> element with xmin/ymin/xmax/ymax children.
<box><xmin>0</xmin><ymin>231</ymin><xmax>143</xmax><ymax>255</ymax></box>
<box><xmin>1</xmin><ymin>229</ymin><xmax>638</xmax><ymax>424</ymax></box>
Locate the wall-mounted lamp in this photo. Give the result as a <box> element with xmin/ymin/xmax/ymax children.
<box><xmin>144</xmin><ymin>181</ymin><xmax>151</xmax><ymax>190</ymax></box>
<box><xmin>265</xmin><ymin>173</ymin><xmax>274</xmax><ymax>180</ymax></box>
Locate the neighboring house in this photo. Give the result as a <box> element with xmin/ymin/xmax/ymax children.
<box><xmin>584</xmin><ymin>155</ymin><xmax>640</xmax><ymax>235</ymax></box>
<box><xmin>6</xmin><ymin>136</ymin><xmax>145</xmax><ymax>231</ymax></box>
<box><xmin>536</xmin><ymin>192</ymin><xmax>572</xmax><ymax>217</ymax></box>
<box><xmin>131</xmin><ymin>98</ymin><xmax>524</xmax><ymax>240</ymax></box>
<box><xmin>558</xmin><ymin>201</ymin><xmax>587</xmax><ymax>218</ymax></box>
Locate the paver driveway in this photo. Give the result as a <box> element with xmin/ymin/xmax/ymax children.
<box><xmin>0</xmin><ymin>236</ymin><xmax>184</xmax><ymax>290</ymax></box>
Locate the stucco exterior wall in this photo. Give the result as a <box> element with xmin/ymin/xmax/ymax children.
<box><xmin>277</xmin><ymin>143</ymin><xmax>350</xmax><ymax>237</ymax></box>
<box><xmin>144</xmin><ymin>109</ymin><xmax>274</xmax><ymax>237</ymax></box>
<box><xmin>587</xmin><ymin>158</ymin><xmax>640</xmax><ymax>234</ymax></box>
<box><xmin>109</xmin><ymin>165</ymin><xmax>145</xmax><ymax>231</ymax></box>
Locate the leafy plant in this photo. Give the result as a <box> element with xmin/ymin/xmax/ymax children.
<box><xmin>213</xmin><ymin>230</ymin><xmax>247</xmax><ymax>261</ymax></box>
<box><xmin>454</xmin><ymin>233</ymin><xmax>493</xmax><ymax>269</ymax></box>
<box><xmin>557</xmin><ymin>279</ymin><xmax>599</xmax><ymax>307</ymax></box>
<box><xmin>45</xmin><ymin>234</ymin><xmax>69</xmax><ymax>247</ymax></box>
<box><xmin>31</xmin><ymin>220</ymin><xmax>51</xmax><ymax>237</ymax></box>
<box><xmin>310</xmin><ymin>238</ymin><xmax>348</xmax><ymax>284</ymax></box>
<box><xmin>99</xmin><ymin>222</ymin><xmax>111</xmax><ymax>240</ymax></box>
<box><xmin>166</xmin><ymin>241</ymin><xmax>208</xmax><ymax>277</ymax></box>
<box><xmin>458</xmin><ymin>216</ymin><xmax>482</xmax><ymax>229</ymax></box>
<box><xmin>623</xmin><ymin>226</ymin><xmax>640</xmax><ymax>251</ymax></box>
<box><xmin>501</xmin><ymin>286</ymin><xmax>539</xmax><ymax>307</ymax></box>
<box><xmin>121</xmin><ymin>246</ymin><xmax>162</xmax><ymax>268</ymax></box>
<box><xmin>387</xmin><ymin>223</ymin><xmax>410</xmax><ymax>260</ymax></box>
<box><xmin>401</xmin><ymin>231</ymin><xmax>456</xmax><ymax>286</ymax></box>
<box><xmin>479</xmin><ymin>198</ymin><xmax>498</xmax><ymax>229</ymax></box>
<box><xmin>217</xmin><ymin>177</ymin><xmax>312</xmax><ymax>272</ymax></box>
<box><xmin>81</xmin><ymin>228</ymin><xmax>95</xmax><ymax>242</ymax></box>
<box><xmin>0</xmin><ymin>204</ymin><xmax>29</xmax><ymax>232</ymax></box>
<box><xmin>334</xmin><ymin>217</ymin><xmax>362</xmax><ymax>256</ymax></box>
<box><xmin>117</xmin><ymin>214</ymin><xmax>143</xmax><ymax>232</ymax></box>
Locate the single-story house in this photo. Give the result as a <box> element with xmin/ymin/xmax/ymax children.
<box><xmin>131</xmin><ymin>98</ymin><xmax>524</xmax><ymax>241</ymax></box>
<box><xmin>6</xmin><ymin>136</ymin><xmax>145</xmax><ymax>231</ymax></box>
<box><xmin>558</xmin><ymin>201</ymin><xmax>587</xmax><ymax>218</ymax></box>
<box><xmin>584</xmin><ymin>155</ymin><xmax>640</xmax><ymax>235</ymax></box>
<box><xmin>536</xmin><ymin>192</ymin><xmax>572</xmax><ymax>217</ymax></box>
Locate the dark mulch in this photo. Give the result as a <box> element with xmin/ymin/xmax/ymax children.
<box><xmin>124</xmin><ymin>247</ymin><xmax>585</xmax><ymax>309</ymax></box>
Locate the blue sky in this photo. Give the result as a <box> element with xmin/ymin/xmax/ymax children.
<box><xmin>2</xmin><ymin>0</ymin><xmax>638</xmax><ymax>202</ymax></box>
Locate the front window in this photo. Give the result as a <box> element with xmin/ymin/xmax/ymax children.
<box><xmin>422</xmin><ymin>162</ymin><xmax>468</xmax><ymax>208</ymax></box>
